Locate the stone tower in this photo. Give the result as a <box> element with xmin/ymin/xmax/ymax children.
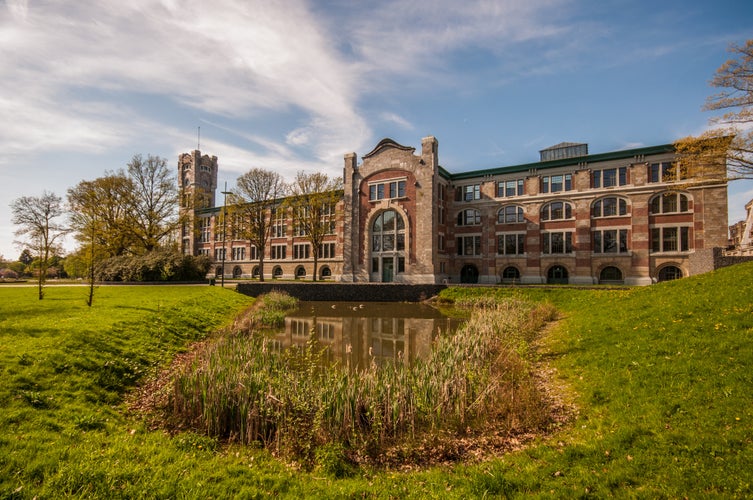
<box><xmin>178</xmin><ymin>150</ymin><xmax>218</xmax><ymax>255</ymax></box>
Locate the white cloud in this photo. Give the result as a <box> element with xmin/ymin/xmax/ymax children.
<box><xmin>380</xmin><ymin>112</ymin><xmax>414</xmax><ymax>130</ymax></box>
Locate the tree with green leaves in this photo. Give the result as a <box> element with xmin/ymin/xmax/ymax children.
<box><xmin>67</xmin><ymin>174</ymin><xmax>134</xmax><ymax>258</ymax></box>
<box><xmin>286</xmin><ymin>171</ymin><xmax>343</xmax><ymax>281</ymax></box>
<box><xmin>675</xmin><ymin>39</ymin><xmax>753</xmax><ymax>179</ymax></box>
<box><xmin>19</xmin><ymin>249</ymin><xmax>33</xmax><ymax>266</ymax></box>
<box><xmin>228</xmin><ymin>168</ymin><xmax>287</xmax><ymax>282</ymax></box>
<box><xmin>125</xmin><ymin>154</ymin><xmax>181</xmax><ymax>253</ymax></box>
<box><xmin>10</xmin><ymin>191</ymin><xmax>68</xmax><ymax>300</ymax></box>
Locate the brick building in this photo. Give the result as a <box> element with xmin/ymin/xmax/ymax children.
<box><xmin>180</xmin><ymin>136</ymin><xmax>729</xmax><ymax>285</ymax></box>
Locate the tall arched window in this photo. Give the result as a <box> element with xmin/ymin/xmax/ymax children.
<box><xmin>650</xmin><ymin>192</ymin><xmax>689</xmax><ymax>214</ymax></box>
<box><xmin>497</xmin><ymin>205</ymin><xmax>524</xmax><ymax>224</ymax></box>
<box><xmin>372</xmin><ymin>210</ymin><xmax>405</xmax><ymax>253</ymax></box>
<box><xmin>371</xmin><ymin>209</ymin><xmax>406</xmax><ymax>282</ymax></box>
<box><xmin>457</xmin><ymin>209</ymin><xmax>481</xmax><ymax>226</ymax></box>
<box><xmin>592</xmin><ymin>197</ymin><xmax>628</xmax><ymax>218</ymax></box>
<box><xmin>541</xmin><ymin>201</ymin><xmax>573</xmax><ymax>221</ymax></box>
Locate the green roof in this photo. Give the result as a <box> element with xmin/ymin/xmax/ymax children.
<box><xmin>447</xmin><ymin>143</ymin><xmax>674</xmax><ymax>181</ymax></box>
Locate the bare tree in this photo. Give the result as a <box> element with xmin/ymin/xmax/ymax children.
<box><xmin>286</xmin><ymin>171</ymin><xmax>343</xmax><ymax>281</ymax></box>
<box><xmin>676</xmin><ymin>39</ymin><xmax>753</xmax><ymax>179</ymax></box>
<box><xmin>229</xmin><ymin>168</ymin><xmax>287</xmax><ymax>282</ymax></box>
<box><xmin>10</xmin><ymin>192</ymin><xmax>68</xmax><ymax>300</ymax></box>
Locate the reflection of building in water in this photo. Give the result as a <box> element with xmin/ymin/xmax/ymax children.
<box><xmin>276</xmin><ymin>303</ymin><xmax>457</xmax><ymax>370</ymax></box>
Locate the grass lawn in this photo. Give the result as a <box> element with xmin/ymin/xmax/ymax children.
<box><xmin>1</xmin><ymin>262</ymin><xmax>753</xmax><ymax>498</ymax></box>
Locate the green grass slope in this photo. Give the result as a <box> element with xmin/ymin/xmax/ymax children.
<box><xmin>1</xmin><ymin>262</ymin><xmax>752</xmax><ymax>498</ymax></box>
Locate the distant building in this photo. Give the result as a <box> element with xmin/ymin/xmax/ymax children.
<box><xmin>180</xmin><ymin>136</ymin><xmax>729</xmax><ymax>285</ymax></box>
<box><xmin>729</xmin><ymin>198</ymin><xmax>753</xmax><ymax>254</ymax></box>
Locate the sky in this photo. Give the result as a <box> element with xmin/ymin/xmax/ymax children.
<box><xmin>1</xmin><ymin>0</ymin><xmax>752</xmax><ymax>260</ymax></box>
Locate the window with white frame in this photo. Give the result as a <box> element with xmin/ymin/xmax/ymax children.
<box><xmin>593</xmin><ymin>229</ymin><xmax>629</xmax><ymax>253</ymax></box>
<box><xmin>293</xmin><ymin>243</ymin><xmax>310</xmax><ymax>260</ymax></box>
<box><xmin>250</xmin><ymin>246</ymin><xmax>258</xmax><ymax>260</ymax></box>
<box><xmin>592</xmin><ymin>197</ymin><xmax>628</xmax><ymax>218</ymax></box>
<box><xmin>457</xmin><ymin>184</ymin><xmax>481</xmax><ymax>202</ymax></box>
<box><xmin>319</xmin><ymin>242</ymin><xmax>335</xmax><ymax>259</ymax></box>
<box><xmin>650</xmin><ymin>193</ymin><xmax>689</xmax><ymax>214</ymax></box>
<box><xmin>371</xmin><ymin>210</ymin><xmax>406</xmax><ymax>252</ymax></box>
<box><xmin>271</xmin><ymin>207</ymin><xmax>286</xmax><ymax>238</ymax></box>
<box><xmin>593</xmin><ymin>167</ymin><xmax>627</xmax><ymax>188</ymax></box>
<box><xmin>497</xmin><ymin>233</ymin><xmax>525</xmax><ymax>255</ymax></box>
<box><xmin>541</xmin><ymin>174</ymin><xmax>572</xmax><ymax>193</ymax></box>
<box><xmin>321</xmin><ymin>202</ymin><xmax>337</xmax><ymax>234</ymax></box>
<box><xmin>496</xmin><ymin>179</ymin><xmax>525</xmax><ymax>197</ymax></box>
<box><xmin>498</xmin><ymin>205</ymin><xmax>525</xmax><ymax>224</ymax></box>
<box><xmin>214</xmin><ymin>248</ymin><xmax>226</xmax><ymax>261</ymax></box>
<box><xmin>294</xmin><ymin>206</ymin><xmax>309</xmax><ymax>237</ymax></box>
<box><xmin>541</xmin><ymin>201</ymin><xmax>573</xmax><ymax>221</ymax></box>
<box><xmin>542</xmin><ymin>232</ymin><xmax>573</xmax><ymax>254</ymax></box>
<box><xmin>369</xmin><ymin>178</ymin><xmax>407</xmax><ymax>201</ymax></box>
<box><xmin>651</xmin><ymin>226</ymin><xmax>691</xmax><ymax>252</ymax></box>
<box><xmin>271</xmin><ymin>245</ymin><xmax>286</xmax><ymax>260</ymax></box>
<box><xmin>457</xmin><ymin>208</ymin><xmax>481</xmax><ymax>226</ymax></box>
<box><xmin>231</xmin><ymin>247</ymin><xmax>245</xmax><ymax>260</ymax></box>
<box><xmin>456</xmin><ymin>235</ymin><xmax>481</xmax><ymax>256</ymax></box>
<box><xmin>649</xmin><ymin>162</ymin><xmax>684</xmax><ymax>183</ymax></box>
<box><xmin>199</xmin><ymin>217</ymin><xmax>211</xmax><ymax>243</ymax></box>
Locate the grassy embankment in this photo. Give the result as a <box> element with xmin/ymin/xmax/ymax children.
<box><xmin>1</xmin><ymin>261</ymin><xmax>753</xmax><ymax>497</ymax></box>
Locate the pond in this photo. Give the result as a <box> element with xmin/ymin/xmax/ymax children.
<box><xmin>270</xmin><ymin>301</ymin><xmax>465</xmax><ymax>370</ymax></box>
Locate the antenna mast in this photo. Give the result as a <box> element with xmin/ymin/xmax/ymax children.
<box><xmin>197</xmin><ymin>126</ymin><xmax>201</xmax><ymax>151</ymax></box>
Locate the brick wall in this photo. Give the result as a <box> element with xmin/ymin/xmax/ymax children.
<box><xmin>236</xmin><ymin>282</ymin><xmax>447</xmax><ymax>302</ymax></box>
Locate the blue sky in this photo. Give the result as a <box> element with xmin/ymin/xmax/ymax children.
<box><xmin>1</xmin><ymin>0</ymin><xmax>752</xmax><ymax>260</ymax></box>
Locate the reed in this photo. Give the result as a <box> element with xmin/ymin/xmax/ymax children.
<box><xmin>168</xmin><ymin>294</ymin><xmax>557</xmax><ymax>466</ymax></box>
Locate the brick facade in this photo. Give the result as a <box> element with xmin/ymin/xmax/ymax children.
<box><xmin>180</xmin><ymin>136</ymin><xmax>729</xmax><ymax>285</ymax></box>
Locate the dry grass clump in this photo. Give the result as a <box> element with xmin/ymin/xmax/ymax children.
<box><xmin>167</xmin><ymin>294</ymin><xmax>557</xmax><ymax>468</ymax></box>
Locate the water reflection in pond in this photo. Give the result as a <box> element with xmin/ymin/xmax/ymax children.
<box><xmin>272</xmin><ymin>302</ymin><xmax>464</xmax><ymax>370</ymax></box>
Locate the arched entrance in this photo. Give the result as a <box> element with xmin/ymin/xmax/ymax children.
<box><xmin>547</xmin><ymin>265</ymin><xmax>569</xmax><ymax>284</ymax></box>
<box><xmin>370</xmin><ymin>209</ymin><xmax>406</xmax><ymax>282</ymax></box>
<box><xmin>599</xmin><ymin>266</ymin><xmax>623</xmax><ymax>284</ymax></box>
<box><xmin>501</xmin><ymin>266</ymin><xmax>520</xmax><ymax>284</ymax></box>
<box><xmin>460</xmin><ymin>264</ymin><xmax>479</xmax><ymax>284</ymax></box>
<box><xmin>657</xmin><ymin>265</ymin><xmax>683</xmax><ymax>282</ymax></box>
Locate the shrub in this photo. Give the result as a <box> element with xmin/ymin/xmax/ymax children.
<box><xmin>95</xmin><ymin>250</ymin><xmax>212</xmax><ymax>282</ymax></box>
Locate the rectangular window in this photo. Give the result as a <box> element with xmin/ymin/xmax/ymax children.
<box><xmin>397</xmin><ymin>257</ymin><xmax>405</xmax><ymax>273</ymax></box>
<box><xmin>497</xmin><ymin>233</ymin><xmax>525</xmax><ymax>255</ymax></box>
<box><xmin>199</xmin><ymin>217</ymin><xmax>211</xmax><ymax>243</ymax></box>
<box><xmin>649</xmin><ymin>162</ymin><xmax>680</xmax><ymax>183</ymax></box>
<box><xmin>271</xmin><ymin>245</ymin><xmax>286</xmax><ymax>260</ymax></box>
<box><xmin>372</xmin><ymin>257</ymin><xmax>379</xmax><ymax>273</ymax></box>
<box><xmin>456</xmin><ymin>235</ymin><xmax>481</xmax><ymax>256</ymax></box>
<box><xmin>464</xmin><ymin>184</ymin><xmax>481</xmax><ymax>202</ymax></box>
<box><xmin>593</xmin><ymin>229</ymin><xmax>629</xmax><ymax>253</ymax></box>
<box><xmin>293</xmin><ymin>243</ymin><xmax>310</xmax><ymax>259</ymax></box>
<box><xmin>542</xmin><ymin>174</ymin><xmax>572</xmax><ymax>193</ymax></box>
<box><xmin>542</xmin><ymin>232</ymin><xmax>573</xmax><ymax>254</ymax></box>
<box><xmin>369</xmin><ymin>178</ymin><xmax>407</xmax><ymax>201</ymax></box>
<box><xmin>594</xmin><ymin>167</ymin><xmax>628</xmax><ymax>188</ymax></box>
<box><xmin>271</xmin><ymin>208</ymin><xmax>287</xmax><ymax>238</ymax></box>
<box><xmin>214</xmin><ymin>248</ymin><xmax>226</xmax><ymax>261</ymax></box>
<box><xmin>319</xmin><ymin>242</ymin><xmax>335</xmax><ymax>259</ymax></box>
<box><xmin>651</xmin><ymin>226</ymin><xmax>691</xmax><ymax>252</ymax></box>
<box><xmin>250</xmin><ymin>246</ymin><xmax>258</xmax><ymax>260</ymax></box>
<box><xmin>497</xmin><ymin>179</ymin><xmax>524</xmax><ymax>197</ymax></box>
<box><xmin>231</xmin><ymin>247</ymin><xmax>245</xmax><ymax>260</ymax></box>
